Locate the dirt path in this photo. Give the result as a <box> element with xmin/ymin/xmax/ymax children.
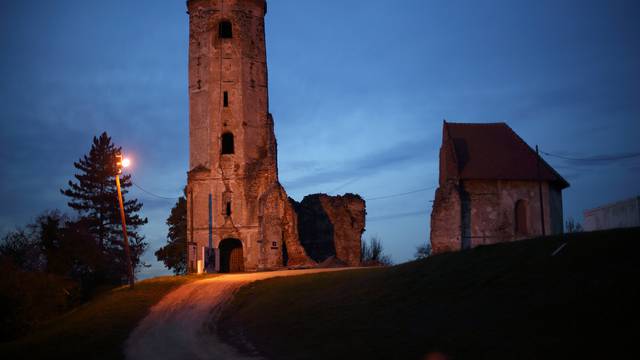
<box><xmin>125</xmin><ymin>268</ymin><xmax>352</xmax><ymax>360</ymax></box>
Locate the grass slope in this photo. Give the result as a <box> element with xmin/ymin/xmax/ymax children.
<box><xmin>220</xmin><ymin>228</ymin><xmax>640</xmax><ymax>360</ymax></box>
<box><xmin>0</xmin><ymin>274</ymin><xmax>208</xmax><ymax>359</ymax></box>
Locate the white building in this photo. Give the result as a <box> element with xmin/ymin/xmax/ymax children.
<box><xmin>583</xmin><ymin>196</ymin><xmax>640</xmax><ymax>231</ymax></box>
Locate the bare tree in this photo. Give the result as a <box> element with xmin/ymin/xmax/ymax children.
<box><xmin>415</xmin><ymin>242</ymin><xmax>431</xmax><ymax>259</ymax></box>
<box><xmin>361</xmin><ymin>236</ymin><xmax>392</xmax><ymax>266</ymax></box>
<box><xmin>565</xmin><ymin>218</ymin><xmax>584</xmax><ymax>233</ymax></box>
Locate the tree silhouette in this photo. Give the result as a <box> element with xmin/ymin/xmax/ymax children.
<box><xmin>60</xmin><ymin>132</ymin><xmax>148</xmax><ymax>282</ymax></box>
<box><xmin>361</xmin><ymin>236</ymin><xmax>392</xmax><ymax>266</ymax></box>
<box><xmin>155</xmin><ymin>189</ymin><xmax>187</xmax><ymax>275</ymax></box>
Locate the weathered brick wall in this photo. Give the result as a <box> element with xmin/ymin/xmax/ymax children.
<box><xmin>464</xmin><ymin>180</ymin><xmax>554</xmax><ymax>247</ymax></box>
<box><xmin>293</xmin><ymin>194</ymin><xmax>365</xmax><ymax>267</ymax></box>
<box><xmin>431</xmin><ymin>179</ymin><xmax>562</xmax><ymax>254</ymax></box>
<box><xmin>430</xmin><ymin>181</ymin><xmax>462</xmax><ymax>254</ymax></box>
<box><xmin>258</xmin><ymin>183</ymin><xmax>315</xmax><ymax>269</ymax></box>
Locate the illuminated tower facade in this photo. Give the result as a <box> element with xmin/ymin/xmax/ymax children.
<box><xmin>186</xmin><ymin>0</ymin><xmax>311</xmax><ymax>272</ymax></box>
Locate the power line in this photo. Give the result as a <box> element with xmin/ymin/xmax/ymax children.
<box><xmin>328</xmin><ymin>177</ymin><xmax>362</xmax><ymax>194</ymax></box>
<box><xmin>365</xmin><ymin>186</ymin><xmax>436</xmax><ymax>201</ymax></box>
<box><xmin>541</xmin><ymin>151</ymin><xmax>640</xmax><ymax>162</ymax></box>
<box><xmin>368</xmin><ymin>209</ymin><xmax>429</xmax><ymax>222</ymax></box>
<box><xmin>132</xmin><ymin>182</ymin><xmax>180</xmax><ymax>201</ymax></box>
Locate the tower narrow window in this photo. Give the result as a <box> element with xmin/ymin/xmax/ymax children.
<box><xmin>515</xmin><ymin>200</ymin><xmax>528</xmax><ymax>235</ymax></box>
<box><xmin>219</xmin><ymin>21</ymin><xmax>232</xmax><ymax>38</ymax></box>
<box><xmin>221</xmin><ymin>132</ymin><xmax>234</xmax><ymax>154</ymax></box>
<box><xmin>226</xmin><ymin>201</ymin><xmax>232</xmax><ymax>216</ymax></box>
<box><xmin>223</xmin><ymin>91</ymin><xmax>229</xmax><ymax>107</ymax></box>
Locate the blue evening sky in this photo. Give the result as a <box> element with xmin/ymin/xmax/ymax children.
<box><xmin>1</xmin><ymin>0</ymin><xmax>638</xmax><ymax>279</ymax></box>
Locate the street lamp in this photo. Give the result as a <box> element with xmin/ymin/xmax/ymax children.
<box><xmin>115</xmin><ymin>153</ymin><xmax>134</xmax><ymax>289</ymax></box>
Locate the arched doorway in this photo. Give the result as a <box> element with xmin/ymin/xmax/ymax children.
<box><xmin>219</xmin><ymin>238</ymin><xmax>244</xmax><ymax>273</ymax></box>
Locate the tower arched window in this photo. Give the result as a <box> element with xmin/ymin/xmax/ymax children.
<box><xmin>515</xmin><ymin>200</ymin><xmax>528</xmax><ymax>235</ymax></box>
<box><xmin>219</xmin><ymin>21</ymin><xmax>232</xmax><ymax>38</ymax></box>
<box><xmin>221</xmin><ymin>132</ymin><xmax>234</xmax><ymax>154</ymax></box>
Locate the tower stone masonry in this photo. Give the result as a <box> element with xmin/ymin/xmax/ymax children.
<box><xmin>185</xmin><ymin>0</ymin><xmax>365</xmax><ymax>273</ymax></box>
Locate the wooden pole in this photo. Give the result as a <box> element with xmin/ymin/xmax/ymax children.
<box><xmin>536</xmin><ymin>145</ymin><xmax>546</xmax><ymax>237</ymax></box>
<box><xmin>116</xmin><ymin>174</ymin><xmax>134</xmax><ymax>289</ymax></box>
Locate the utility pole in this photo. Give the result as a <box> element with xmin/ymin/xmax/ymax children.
<box><xmin>536</xmin><ymin>145</ymin><xmax>546</xmax><ymax>237</ymax></box>
<box><xmin>115</xmin><ymin>153</ymin><xmax>134</xmax><ymax>289</ymax></box>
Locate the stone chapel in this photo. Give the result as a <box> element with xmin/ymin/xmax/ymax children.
<box><xmin>430</xmin><ymin>121</ymin><xmax>569</xmax><ymax>254</ymax></box>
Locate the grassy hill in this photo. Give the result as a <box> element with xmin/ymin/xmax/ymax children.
<box><xmin>219</xmin><ymin>228</ymin><xmax>640</xmax><ymax>360</ymax></box>
<box><xmin>0</xmin><ymin>274</ymin><xmax>210</xmax><ymax>359</ymax></box>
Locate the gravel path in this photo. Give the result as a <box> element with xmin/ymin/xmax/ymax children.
<box><xmin>125</xmin><ymin>268</ymin><xmax>351</xmax><ymax>360</ymax></box>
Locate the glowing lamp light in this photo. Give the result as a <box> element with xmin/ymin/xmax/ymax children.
<box><xmin>115</xmin><ymin>153</ymin><xmax>131</xmax><ymax>174</ymax></box>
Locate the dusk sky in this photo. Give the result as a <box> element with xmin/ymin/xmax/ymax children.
<box><xmin>1</xmin><ymin>0</ymin><xmax>638</xmax><ymax>279</ymax></box>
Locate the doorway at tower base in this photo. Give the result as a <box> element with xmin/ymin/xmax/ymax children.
<box><xmin>219</xmin><ymin>238</ymin><xmax>244</xmax><ymax>273</ymax></box>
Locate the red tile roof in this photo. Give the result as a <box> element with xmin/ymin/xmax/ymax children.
<box><xmin>443</xmin><ymin>122</ymin><xmax>569</xmax><ymax>189</ymax></box>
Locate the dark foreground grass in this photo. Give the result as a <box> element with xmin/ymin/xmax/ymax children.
<box><xmin>0</xmin><ymin>274</ymin><xmax>208</xmax><ymax>359</ymax></box>
<box><xmin>220</xmin><ymin>228</ymin><xmax>640</xmax><ymax>360</ymax></box>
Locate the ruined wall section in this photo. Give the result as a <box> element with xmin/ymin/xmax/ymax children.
<box><xmin>293</xmin><ymin>194</ymin><xmax>365</xmax><ymax>267</ymax></box>
<box><xmin>257</xmin><ymin>183</ymin><xmax>315</xmax><ymax>269</ymax></box>
<box><xmin>430</xmin><ymin>182</ymin><xmax>462</xmax><ymax>254</ymax></box>
<box><xmin>293</xmin><ymin>196</ymin><xmax>335</xmax><ymax>263</ymax></box>
<box><xmin>430</xmin><ymin>124</ymin><xmax>463</xmax><ymax>254</ymax></box>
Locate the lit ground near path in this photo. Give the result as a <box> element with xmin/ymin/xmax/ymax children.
<box><xmin>125</xmin><ymin>268</ymin><xmax>354</xmax><ymax>360</ymax></box>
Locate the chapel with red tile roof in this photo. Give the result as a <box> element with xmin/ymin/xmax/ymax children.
<box><xmin>430</xmin><ymin>121</ymin><xmax>569</xmax><ymax>253</ymax></box>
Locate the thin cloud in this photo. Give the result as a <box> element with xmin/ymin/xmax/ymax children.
<box><xmin>282</xmin><ymin>137</ymin><xmax>435</xmax><ymax>191</ymax></box>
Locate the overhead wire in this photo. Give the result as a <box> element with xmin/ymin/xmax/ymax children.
<box><xmin>328</xmin><ymin>177</ymin><xmax>362</xmax><ymax>194</ymax></box>
<box><xmin>365</xmin><ymin>186</ymin><xmax>436</xmax><ymax>201</ymax></box>
<box><xmin>541</xmin><ymin>151</ymin><xmax>640</xmax><ymax>162</ymax></box>
<box><xmin>368</xmin><ymin>209</ymin><xmax>430</xmax><ymax>222</ymax></box>
<box><xmin>132</xmin><ymin>182</ymin><xmax>180</xmax><ymax>201</ymax></box>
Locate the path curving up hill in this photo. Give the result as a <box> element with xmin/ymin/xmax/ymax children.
<box><xmin>125</xmin><ymin>268</ymin><xmax>353</xmax><ymax>360</ymax></box>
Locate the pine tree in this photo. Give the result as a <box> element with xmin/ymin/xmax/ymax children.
<box><xmin>155</xmin><ymin>189</ymin><xmax>187</xmax><ymax>275</ymax></box>
<box><xmin>61</xmin><ymin>132</ymin><xmax>148</xmax><ymax>283</ymax></box>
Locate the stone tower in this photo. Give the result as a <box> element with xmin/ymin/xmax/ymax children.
<box><xmin>185</xmin><ymin>0</ymin><xmax>312</xmax><ymax>272</ymax></box>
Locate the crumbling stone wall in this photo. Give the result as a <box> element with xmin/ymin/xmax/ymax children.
<box><xmin>258</xmin><ymin>183</ymin><xmax>315</xmax><ymax>269</ymax></box>
<box><xmin>430</xmin><ymin>181</ymin><xmax>462</xmax><ymax>254</ymax></box>
<box><xmin>292</xmin><ymin>194</ymin><xmax>365</xmax><ymax>267</ymax></box>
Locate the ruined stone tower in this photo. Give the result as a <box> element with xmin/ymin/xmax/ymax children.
<box><xmin>185</xmin><ymin>0</ymin><xmax>365</xmax><ymax>273</ymax></box>
<box><xmin>186</xmin><ymin>0</ymin><xmax>312</xmax><ymax>272</ymax></box>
